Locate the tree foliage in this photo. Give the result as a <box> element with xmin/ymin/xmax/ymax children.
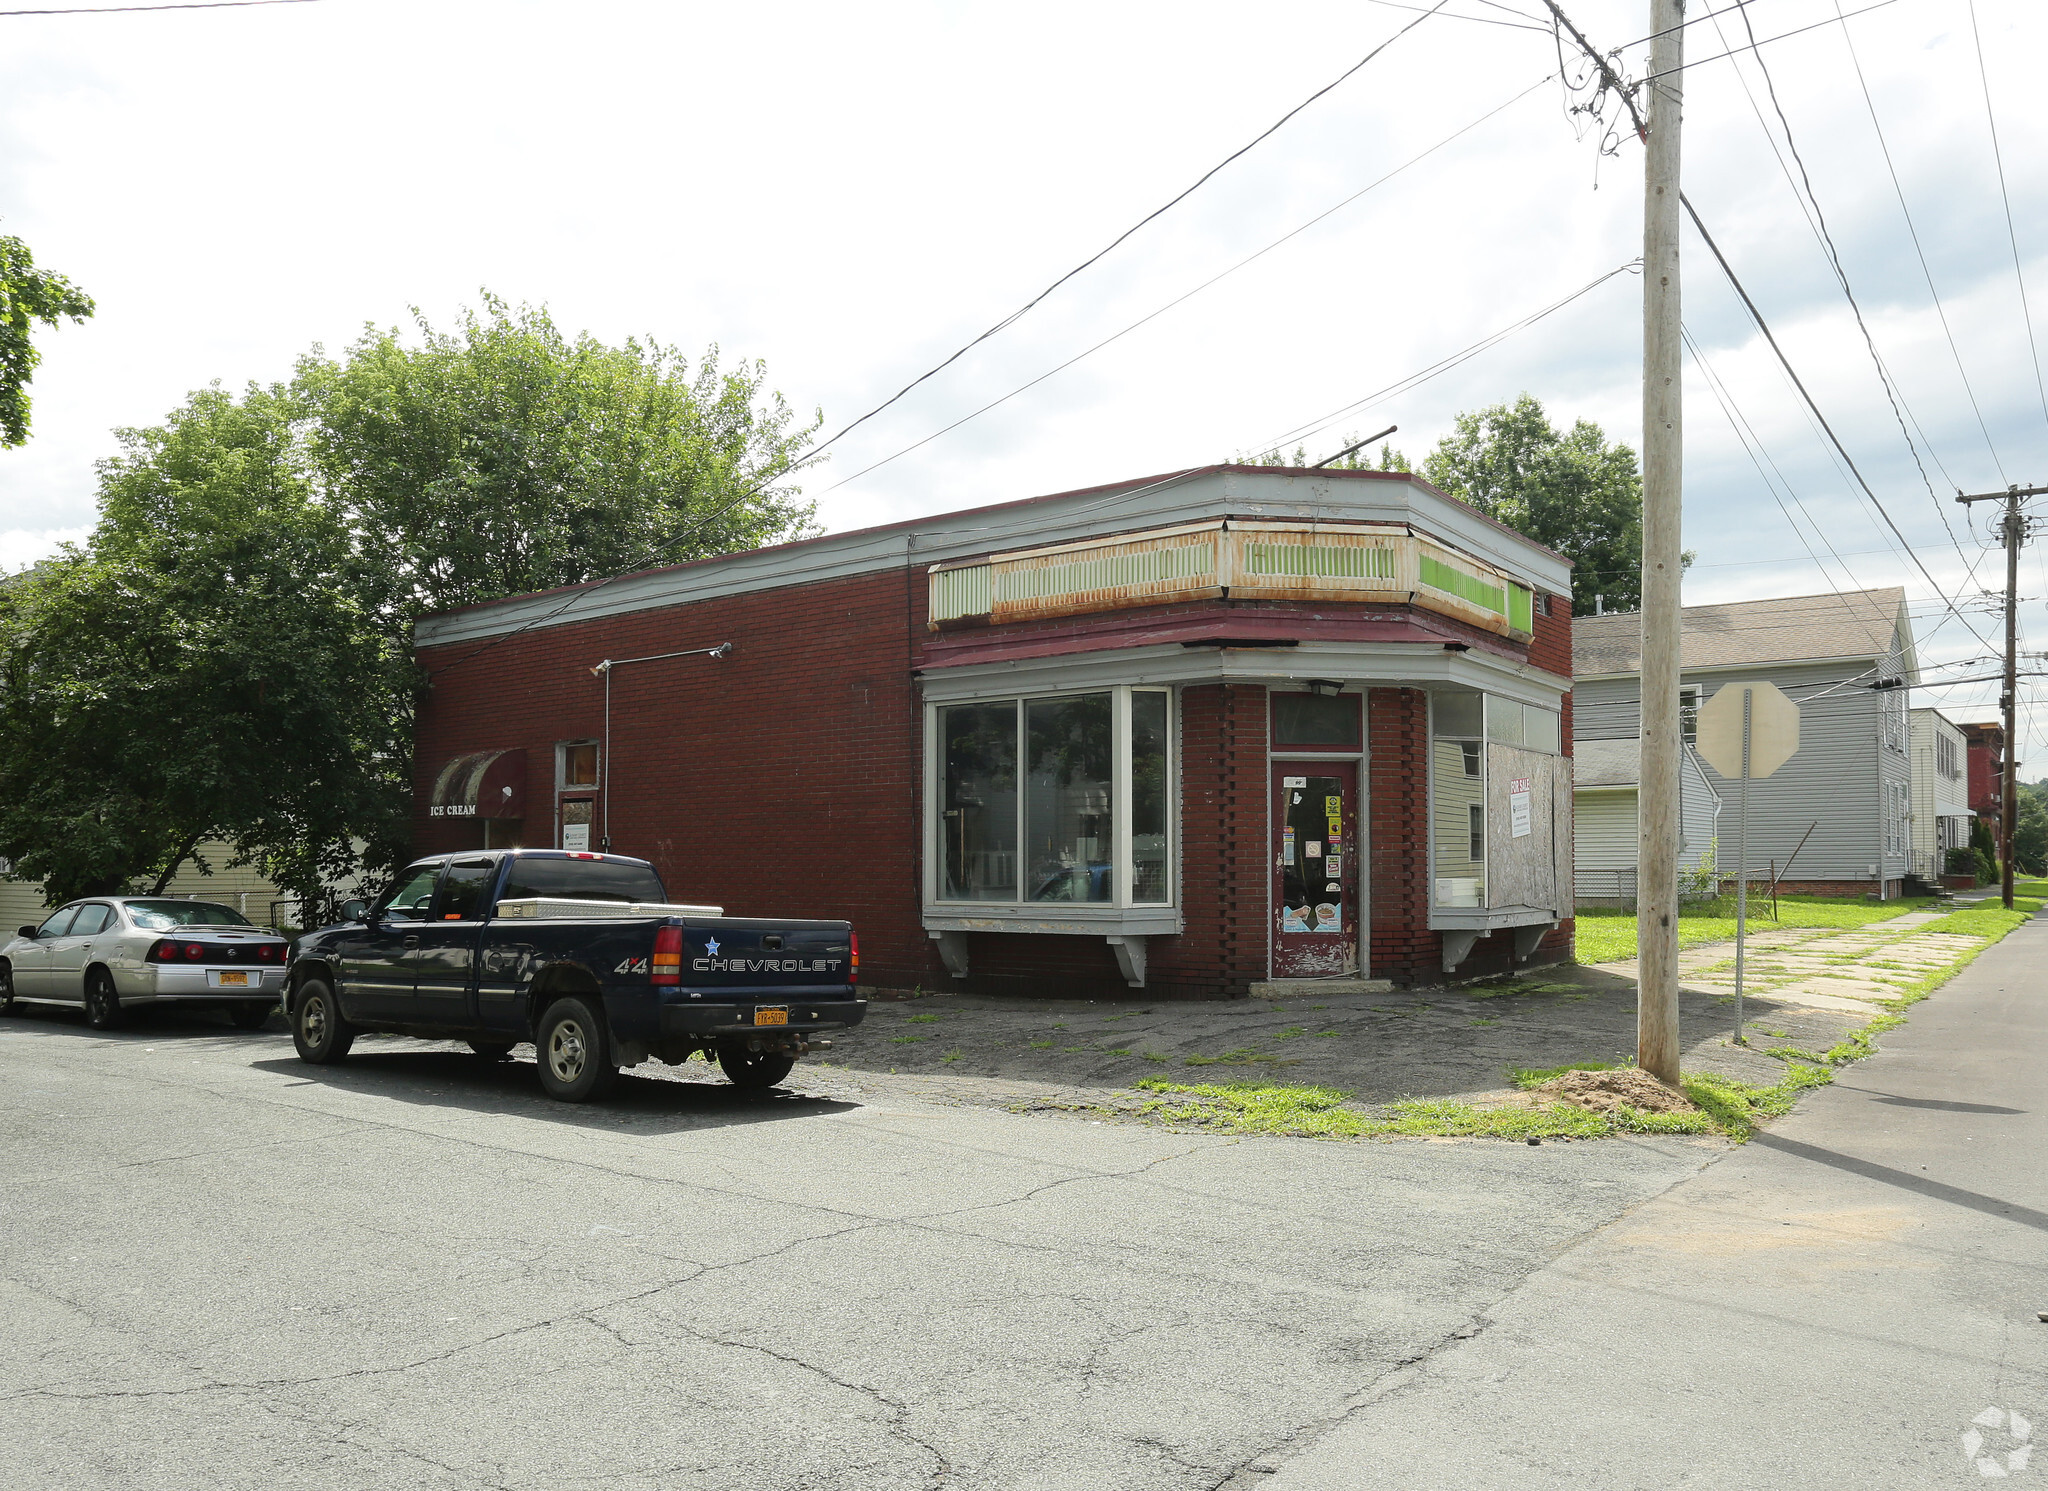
<box><xmin>0</xmin><ymin>234</ymin><xmax>95</xmax><ymax>449</ymax></box>
<box><xmin>0</xmin><ymin>295</ymin><xmax>819</xmax><ymax>909</ymax></box>
<box><xmin>1420</xmin><ymin>394</ymin><xmax>1648</xmax><ymax>616</ymax></box>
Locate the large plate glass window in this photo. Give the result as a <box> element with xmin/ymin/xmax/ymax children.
<box><xmin>934</xmin><ymin>687</ymin><xmax>1173</xmax><ymax>907</ymax></box>
<box><xmin>1432</xmin><ymin>692</ymin><xmax>1486</xmax><ymax>907</ymax></box>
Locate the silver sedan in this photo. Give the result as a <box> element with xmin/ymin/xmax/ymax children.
<box><xmin>0</xmin><ymin>898</ymin><xmax>289</xmax><ymax>1030</ymax></box>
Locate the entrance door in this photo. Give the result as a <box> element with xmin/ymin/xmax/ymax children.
<box><xmin>1273</xmin><ymin>763</ymin><xmax>1360</xmax><ymax>978</ymax></box>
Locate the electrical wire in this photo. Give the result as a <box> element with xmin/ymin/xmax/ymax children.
<box><xmin>1635</xmin><ymin>0</ymin><xmax>1899</xmax><ymax>86</ymax></box>
<box><xmin>819</xmin><ymin>74</ymin><xmax>1559</xmax><ymax>495</ymax></box>
<box><xmin>1836</xmin><ymin>0</ymin><xmax>2007</xmax><ymax>485</ymax></box>
<box><xmin>1252</xmin><ymin>261</ymin><xmax>1638</xmax><ymax>453</ymax></box>
<box><xmin>803</xmin><ymin>1</ymin><xmax>1452</xmax><ymax>468</ymax></box>
<box><xmin>1966</xmin><ymin>0</ymin><xmax>2048</xmax><ymax>433</ymax></box>
<box><xmin>0</xmin><ymin>0</ymin><xmax>310</xmax><ymax>12</ymax></box>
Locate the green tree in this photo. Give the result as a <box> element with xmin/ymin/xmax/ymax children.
<box><xmin>0</xmin><ymin>384</ymin><xmax>410</xmax><ymax>905</ymax></box>
<box><xmin>0</xmin><ymin>295</ymin><xmax>821</xmax><ymax>911</ymax></box>
<box><xmin>296</xmin><ymin>295</ymin><xmax>821</xmax><ymax>621</ymax></box>
<box><xmin>1421</xmin><ymin>394</ymin><xmax>1650</xmax><ymax>616</ymax></box>
<box><xmin>0</xmin><ymin>234</ymin><xmax>94</xmax><ymax>449</ymax></box>
<box><xmin>1241</xmin><ymin>433</ymin><xmax>1412</xmax><ymax>472</ymax></box>
<box><xmin>2013</xmin><ymin>785</ymin><xmax>2047</xmax><ymax>876</ymax></box>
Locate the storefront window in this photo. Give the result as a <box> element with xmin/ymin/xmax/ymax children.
<box><xmin>1433</xmin><ymin>691</ymin><xmax>1485</xmax><ymax>907</ymax></box>
<box><xmin>1273</xmin><ymin>692</ymin><xmax>1362</xmax><ymax>748</ymax></box>
<box><xmin>933</xmin><ymin>687</ymin><xmax>1173</xmax><ymax>907</ymax></box>
<box><xmin>942</xmin><ymin>703</ymin><xmax>1019</xmax><ymax>900</ymax></box>
<box><xmin>1132</xmin><ymin>691</ymin><xmax>1169</xmax><ymax>903</ymax></box>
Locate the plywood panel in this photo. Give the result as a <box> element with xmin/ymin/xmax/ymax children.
<box><xmin>1486</xmin><ymin>743</ymin><xmax>1561</xmax><ymax>910</ymax></box>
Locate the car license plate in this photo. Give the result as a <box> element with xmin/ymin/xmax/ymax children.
<box><xmin>754</xmin><ymin>1007</ymin><xmax>788</xmax><ymax>1026</ymax></box>
<box><xmin>217</xmin><ymin>971</ymin><xmax>249</xmax><ymax>987</ymax></box>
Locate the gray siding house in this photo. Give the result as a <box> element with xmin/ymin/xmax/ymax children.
<box><xmin>1572</xmin><ymin>739</ymin><xmax>1721</xmax><ymax>901</ymax></box>
<box><xmin>1574</xmin><ymin>588</ymin><xmax>1917</xmax><ymax>897</ymax></box>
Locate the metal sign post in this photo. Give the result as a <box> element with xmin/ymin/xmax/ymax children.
<box><xmin>1697</xmin><ymin>680</ymin><xmax>1801</xmax><ymax>1047</ymax></box>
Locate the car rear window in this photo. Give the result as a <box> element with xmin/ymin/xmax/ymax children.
<box><xmin>127</xmin><ymin>901</ymin><xmax>254</xmax><ymax>929</ymax></box>
<box><xmin>500</xmin><ymin>857</ymin><xmax>665</xmax><ymax>905</ymax></box>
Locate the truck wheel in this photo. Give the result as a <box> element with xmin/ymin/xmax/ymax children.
<box><xmin>292</xmin><ymin>978</ymin><xmax>357</xmax><ymax>1064</ymax></box>
<box><xmin>84</xmin><ymin>969</ymin><xmax>125</xmax><ymax>1030</ymax></box>
<box><xmin>536</xmin><ymin>997</ymin><xmax>617</xmax><ymax>1103</ymax></box>
<box><xmin>468</xmin><ymin>1039</ymin><xmax>517</xmax><ymax>1061</ymax></box>
<box><xmin>229</xmin><ymin>1003</ymin><xmax>275</xmax><ymax>1031</ymax></box>
<box><xmin>718</xmin><ymin>1040</ymin><xmax>796</xmax><ymax>1090</ymax></box>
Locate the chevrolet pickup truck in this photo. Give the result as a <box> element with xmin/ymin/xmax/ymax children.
<box><xmin>285</xmin><ymin>848</ymin><xmax>862</xmax><ymax>1102</ymax></box>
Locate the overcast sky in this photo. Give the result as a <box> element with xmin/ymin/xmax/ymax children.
<box><xmin>3</xmin><ymin>0</ymin><xmax>2045</xmax><ymax>746</ymax></box>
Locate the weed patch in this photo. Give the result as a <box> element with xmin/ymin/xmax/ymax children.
<box><xmin>906</xmin><ymin>1013</ymin><xmax>944</xmax><ymax>1025</ymax></box>
<box><xmin>1184</xmin><ymin>1048</ymin><xmax>1285</xmax><ymax>1066</ymax></box>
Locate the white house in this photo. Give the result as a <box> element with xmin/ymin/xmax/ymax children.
<box><xmin>1908</xmin><ymin>707</ymin><xmax>1972</xmax><ymax>881</ymax></box>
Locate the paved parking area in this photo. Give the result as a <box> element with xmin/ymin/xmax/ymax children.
<box><xmin>1</xmin><ymin>1005</ymin><xmax>1707</xmax><ymax>1491</ymax></box>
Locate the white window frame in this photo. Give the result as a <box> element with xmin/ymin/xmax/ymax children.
<box><xmin>925</xmin><ymin>684</ymin><xmax>1177</xmax><ymax>912</ymax></box>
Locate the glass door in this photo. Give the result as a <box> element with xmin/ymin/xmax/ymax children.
<box><xmin>1272</xmin><ymin>763</ymin><xmax>1359</xmax><ymax>978</ymax></box>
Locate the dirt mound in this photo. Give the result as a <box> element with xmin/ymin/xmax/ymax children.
<box><xmin>1533</xmin><ymin>1068</ymin><xmax>1696</xmax><ymax>1115</ymax></box>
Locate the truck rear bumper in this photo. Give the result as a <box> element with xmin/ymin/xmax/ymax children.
<box><xmin>658</xmin><ymin>996</ymin><xmax>867</xmax><ymax>1040</ymax></box>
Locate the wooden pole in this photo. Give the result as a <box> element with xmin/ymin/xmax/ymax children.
<box><xmin>1638</xmin><ymin>0</ymin><xmax>1686</xmax><ymax>1086</ymax></box>
<box><xmin>2003</xmin><ymin>490</ymin><xmax>2019</xmax><ymax>910</ymax></box>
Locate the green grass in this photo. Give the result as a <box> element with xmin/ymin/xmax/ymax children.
<box><xmin>890</xmin><ymin>1035</ymin><xmax>926</xmax><ymax>1045</ymax></box>
<box><xmin>1028</xmin><ymin>1040</ymin><xmax>1055</xmax><ymax>1050</ymax></box>
<box><xmin>905</xmin><ymin>1013</ymin><xmax>944</xmax><ymax>1024</ymax></box>
<box><xmin>1573</xmin><ymin>893</ymin><xmax>1939</xmax><ymax>964</ymax></box>
<box><xmin>1507</xmin><ymin>1060</ymin><xmax>1621</xmax><ymax>1089</ymax></box>
<box><xmin>941</xmin><ymin>1049</ymin><xmax>963</xmax><ymax>1065</ymax></box>
<box><xmin>1134</xmin><ymin>1079</ymin><xmax>1372</xmax><ymax>1138</ymax></box>
<box><xmin>1274</xmin><ymin>1026</ymin><xmax>1308</xmax><ymax>1040</ymax></box>
<box><xmin>1915</xmin><ymin>898</ymin><xmax>2038</xmax><ymax>939</ymax></box>
<box><xmin>1141</xmin><ymin>1051</ymin><xmax>1169</xmax><ymax>1063</ymax></box>
<box><xmin>1132</xmin><ymin>1077</ymin><xmax>1713</xmax><ymax>1140</ymax></box>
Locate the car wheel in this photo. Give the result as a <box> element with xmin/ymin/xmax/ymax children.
<box><xmin>84</xmin><ymin>969</ymin><xmax>125</xmax><ymax>1030</ymax></box>
<box><xmin>228</xmin><ymin>1003</ymin><xmax>275</xmax><ymax>1031</ymax></box>
<box><xmin>536</xmin><ymin>997</ymin><xmax>616</xmax><ymax>1103</ymax></box>
<box><xmin>0</xmin><ymin>962</ymin><xmax>14</xmax><ymax>1014</ymax></box>
<box><xmin>717</xmin><ymin>1040</ymin><xmax>796</xmax><ymax>1090</ymax></box>
<box><xmin>468</xmin><ymin>1039</ymin><xmax>517</xmax><ymax>1061</ymax></box>
<box><xmin>291</xmin><ymin>978</ymin><xmax>356</xmax><ymax>1064</ymax></box>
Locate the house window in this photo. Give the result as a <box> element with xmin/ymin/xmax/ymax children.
<box><xmin>1468</xmin><ymin>804</ymin><xmax>1486</xmax><ymax>862</ymax></box>
<box><xmin>933</xmin><ymin>687</ymin><xmax>1172</xmax><ymax>907</ymax></box>
<box><xmin>1680</xmin><ymin>687</ymin><xmax>1700</xmax><ymax>745</ymax></box>
<box><xmin>1272</xmin><ymin>692</ymin><xmax>1362</xmax><ymax>749</ymax></box>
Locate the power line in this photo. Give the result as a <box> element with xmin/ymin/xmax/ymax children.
<box><xmin>1835</xmin><ymin>0</ymin><xmax>2007</xmax><ymax>486</ymax></box>
<box><xmin>1252</xmin><ymin>261</ymin><xmax>1637</xmax><ymax>453</ymax></box>
<box><xmin>0</xmin><ymin>0</ymin><xmax>312</xmax><ymax>12</ymax></box>
<box><xmin>1636</xmin><ymin>0</ymin><xmax>1900</xmax><ymax>86</ymax></box>
<box><xmin>821</xmin><ymin>74</ymin><xmax>1558</xmax><ymax>494</ymax></box>
<box><xmin>803</xmin><ymin>2</ymin><xmax>1451</xmax><ymax>469</ymax></box>
<box><xmin>1966</xmin><ymin>0</ymin><xmax>2048</xmax><ymax>434</ymax></box>
<box><xmin>1730</xmin><ymin>2</ymin><xmax>1961</xmax><ymax>541</ymax></box>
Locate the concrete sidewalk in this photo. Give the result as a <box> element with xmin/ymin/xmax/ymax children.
<box><xmin>1241</xmin><ymin>913</ymin><xmax>2048</xmax><ymax>1489</ymax></box>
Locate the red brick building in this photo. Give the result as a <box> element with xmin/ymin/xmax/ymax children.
<box><xmin>412</xmin><ymin>467</ymin><xmax>1575</xmax><ymax>998</ymax></box>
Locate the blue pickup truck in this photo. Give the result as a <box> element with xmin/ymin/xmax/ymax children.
<box><xmin>285</xmin><ymin>849</ymin><xmax>862</xmax><ymax>1102</ymax></box>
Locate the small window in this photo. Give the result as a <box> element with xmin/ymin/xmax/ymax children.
<box><xmin>1461</xmin><ymin>740</ymin><xmax>1482</xmax><ymax>777</ymax></box>
<box><xmin>433</xmin><ymin>860</ymin><xmax>499</xmax><ymax>921</ymax></box>
<box><xmin>1680</xmin><ymin>688</ymin><xmax>1699</xmax><ymax>745</ymax></box>
<box><xmin>1272</xmin><ymin>692</ymin><xmax>1361</xmax><ymax>749</ymax></box>
<box><xmin>1433</xmin><ymin>692</ymin><xmax>1483</xmax><ymax>739</ymax></box>
<box><xmin>1524</xmin><ymin>707</ymin><xmax>1561</xmax><ymax>754</ymax></box>
<box><xmin>68</xmin><ymin>904</ymin><xmax>112</xmax><ymax>937</ymax></box>
<box><xmin>1468</xmin><ymin>804</ymin><xmax>1485</xmax><ymax>862</ymax></box>
<box><xmin>559</xmin><ymin>742</ymin><xmax>599</xmax><ymax>790</ymax></box>
<box><xmin>501</xmin><ymin>856</ymin><xmax>666</xmax><ymax>905</ymax></box>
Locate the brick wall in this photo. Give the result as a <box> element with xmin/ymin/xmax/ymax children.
<box><xmin>416</xmin><ymin>564</ymin><xmax>944</xmax><ymax>991</ymax></box>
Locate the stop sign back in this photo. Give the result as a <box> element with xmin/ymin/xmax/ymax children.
<box><xmin>1696</xmin><ymin>679</ymin><xmax>1800</xmax><ymax>778</ymax></box>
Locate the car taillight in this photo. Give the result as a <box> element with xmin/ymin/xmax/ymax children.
<box><xmin>257</xmin><ymin>944</ymin><xmax>280</xmax><ymax>962</ymax></box>
<box><xmin>651</xmin><ymin>924</ymin><xmax>683</xmax><ymax>986</ymax></box>
<box><xmin>185</xmin><ymin>943</ymin><xmax>206</xmax><ymax>960</ymax></box>
<box><xmin>849</xmin><ymin>929</ymin><xmax>859</xmax><ymax>987</ymax></box>
<box><xmin>147</xmin><ymin>939</ymin><xmax>177</xmax><ymax>963</ymax></box>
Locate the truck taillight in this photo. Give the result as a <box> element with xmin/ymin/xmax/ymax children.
<box><xmin>849</xmin><ymin>929</ymin><xmax>859</xmax><ymax>987</ymax></box>
<box><xmin>651</xmin><ymin>924</ymin><xmax>683</xmax><ymax>986</ymax></box>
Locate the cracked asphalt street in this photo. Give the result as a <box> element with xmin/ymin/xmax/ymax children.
<box><xmin>1</xmin><ymin>1008</ymin><xmax>1713</xmax><ymax>1490</ymax></box>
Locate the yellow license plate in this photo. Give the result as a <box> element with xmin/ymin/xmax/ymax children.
<box><xmin>754</xmin><ymin>1008</ymin><xmax>788</xmax><ymax>1026</ymax></box>
<box><xmin>218</xmin><ymin>971</ymin><xmax>249</xmax><ymax>987</ymax></box>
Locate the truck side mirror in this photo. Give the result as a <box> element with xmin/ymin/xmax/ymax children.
<box><xmin>340</xmin><ymin>899</ymin><xmax>367</xmax><ymax>923</ymax></box>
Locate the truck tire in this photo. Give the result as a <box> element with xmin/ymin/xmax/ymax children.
<box><xmin>536</xmin><ymin>997</ymin><xmax>617</xmax><ymax>1103</ymax></box>
<box><xmin>718</xmin><ymin>1040</ymin><xmax>796</xmax><ymax>1090</ymax></box>
<box><xmin>292</xmin><ymin>977</ymin><xmax>357</xmax><ymax>1064</ymax></box>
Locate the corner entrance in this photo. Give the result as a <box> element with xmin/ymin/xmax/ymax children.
<box><xmin>1272</xmin><ymin>762</ymin><xmax>1360</xmax><ymax>978</ymax></box>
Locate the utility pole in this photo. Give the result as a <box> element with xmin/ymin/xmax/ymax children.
<box><xmin>1956</xmin><ymin>482</ymin><xmax>2047</xmax><ymax>910</ymax></box>
<box><xmin>1637</xmin><ymin>0</ymin><xmax>1686</xmax><ymax>1086</ymax></box>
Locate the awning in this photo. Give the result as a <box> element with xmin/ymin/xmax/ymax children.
<box><xmin>430</xmin><ymin>749</ymin><xmax>527</xmax><ymax>820</ymax></box>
